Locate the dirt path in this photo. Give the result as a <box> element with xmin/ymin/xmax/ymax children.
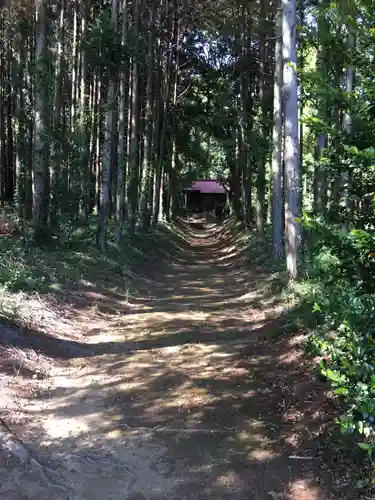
<box><xmin>1</xmin><ymin>218</ymin><xmax>342</xmax><ymax>499</ymax></box>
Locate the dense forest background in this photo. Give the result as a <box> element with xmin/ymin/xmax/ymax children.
<box><xmin>2</xmin><ymin>0</ymin><xmax>375</xmax><ymax>471</ymax></box>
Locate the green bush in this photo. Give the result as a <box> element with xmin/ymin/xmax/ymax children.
<box><xmin>302</xmin><ymin>216</ymin><xmax>375</xmax><ymax>454</ymax></box>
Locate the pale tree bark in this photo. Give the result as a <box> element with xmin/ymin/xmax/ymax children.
<box><xmin>298</xmin><ymin>1</ymin><xmax>305</xmax><ymax>207</ymax></box>
<box><xmin>139</xmin><ymin>1</ymin><xmax>156</xmax><ymax>228</ymax></box>
<box><xmin>33</xmin><ymin>0</ymin><xmax>50</xmax><ymax>241</ymax></box>
<box><xmin>149</xmin><ymin>5</ymin><xmax>163</xmax><ymax>221</ymax></box>
<box><xmin>79</xmin><ymin>0</ymin><xmax>90</xmax><ymax>220</ymax></box>
<box><xmin>59</xmin><ymin>2</ymin><xmax>70</xmax><ymax>216</ymax></box>
<box><xmin>152</xmin><ymin>0</ymin><xmax>174</xmax><ymax>227</ymax></box>
<box><xmin>6</xmin><ymin>58</ymin><xmax>14</xmax><ymax>203</ymax></box>
<box><xmin>92</xmin><ymin>49</ymin><xmax>102</xmax><ymax>215</ymax></box>
<box><xmin>152</xmin><ymin>70</ymin><xmax>163</xmax><ymax>225</ymax></box>
<box><xmin>0</xmin><ymin>58</ymin><xmax>5</xmax><ymax>207</ymax></box>
<box><xmin>314</xmin><ymin>132</ymin><xmax>326</xmax><ymax>213</ymax></box>
<box><xmin>239</xmin><ymin>19</ymin><xmax>252</xmax><ymax>227</ymax></box>
<box><xmin>127</xmin><ymin>0</ymin><xmax>140</xmax><ymax>234</ymax></box>
<box><xmin>65</xmin><ymin>0</ymin><xmax>80</xmax><ymax>210</ymax></box>
<box><xmin>282</xmin><ymin>0</ymin><xmax>300</xmax><ymax>279</ymax></box>
<box><xmin>126</xmin><ymin>47</ymin><xmax>132</xmax><ymax>216</ymax></box>
<box><xmin>116</xmin><ymin>0</ymin><xmax>129</xmax><ymax>243</ymax></box>
<box><xmin>25</xmin><ymin>38</ymin><xmax>33</xmax><ymax>219</ymax></box>
<box><xmin>97</xmin><ymin>0</ymin><xmax>118</xmax><ymax>251</ymax></box>
<box><xmin>169</xmin><ymin>5</ymin><xmax>179</xmax><ymax>221</ymax></box>
<box><xmin>13</xmin><ymin>27</ymin><xmax>28</xmax><ymax>219</ymax></box>
<box><xmin>272</xmin><ymin>0</ymin><xmax>283</xmax><ymax>260</ymax></box>
<box><xmin>50</xmin><ymin>0</ymin><xmax>65</xmax><ymax>225</ymax></box>
<box><xmin>234</xmin><ymin>121</ymin><xmax>242</xmax><ymax>217</ymax></box>
<box><xmin>256</xmin><ymin>0</ymin><xmax>267</xmax><ymax>235</ymax></box>
<box><xmin>313</xmin><ymin>0</ymin><xmax>329</xmax><ymax>216</ymax></box>
<box><xmin>89</xmin><ymin>73</ymin><xmax>98</xmax><ymax>212</ymax></box>
<box><xmin>70</xmin><ymin>0</ymin><xmax>78</xmax><ymax>134</ymax></box>
<box><xmin>341</xmin><ymin>23</ymin><xmax>355</xmax><ymax>232</ymax></box>
<box><xmin>0</xmin><ymin>9</ymin><xmax>5</xmax><ymax>207</ymax></box>
<box><xmin>94</xmin><ymin>73</ymin><xmax>102</xmax><ymax>215</ymax></box>
<box><xmin>328</xmin><ymin>20</ymin><xmax>344</xmax><ymax>222</ymax></box>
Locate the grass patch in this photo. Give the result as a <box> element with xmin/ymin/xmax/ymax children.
<box><xmin>0</xmin><ymin>217</ymin><xmax>180</xmax><ymax>329</ymax></box>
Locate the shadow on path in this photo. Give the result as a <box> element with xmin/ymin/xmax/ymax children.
<box><xmin>0</xmin><ymin>216</ymin><xmax>353</xmax><ymax>499</ymax></box>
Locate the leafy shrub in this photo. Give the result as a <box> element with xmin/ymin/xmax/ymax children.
<box><xmin>302</xmin><ymin>215</ymin><xmax>375</xmax><ymax>454</ymax></box>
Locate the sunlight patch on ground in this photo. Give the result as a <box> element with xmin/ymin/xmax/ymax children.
<box><xmin>236</xmin><ymin>429</ymin><xmax>278</xmax><ymax>461</ymax></box>
<box><xmin>286</xmin><ymin>479</ymin><xmax>320</xmax><ymax>500</ymax></box>
<box><xmin>42</xmin><ymin>412</ymin><xmax>97</xmax><ymax>438</ymax></box>
<box><xmin>249</xmin><ymin>449</ymin><xmax>277</xmax><ymax>460</ymax></box>
<box><xmin>279</xmin><ymin>350</ymin><xmax>304</xmax><ymax>365</ymax></box>
<box><xmin>215</xmin><ymin>471</ymin><xmax>247</xmax><ymax>491</ymax></box>
<box><xmin>109</xmin><ymin>309</ymin><xmax>210</xmax><ymax>330</ymax></box>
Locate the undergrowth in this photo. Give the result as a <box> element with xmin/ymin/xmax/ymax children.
<box><xmin>0</xmin><ymin>216</ymin><xmax>173</xmax><ymax>328</ymax></box>
<box><xmin>296</xmin><ymin>215</ymin><xmax>375</xmax><ymax>478</ymax></box>
<box><xmin>245</xmin><ymin>220</ymin><xmax>375</xmax><ymax>483</ymax></box>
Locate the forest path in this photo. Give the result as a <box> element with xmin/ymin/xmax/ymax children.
<box><xmin>1</xmin><ymin>217</ymin><xmax>339</xmax><ymax>499</ymax></box>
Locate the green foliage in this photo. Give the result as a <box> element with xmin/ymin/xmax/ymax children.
<box><xmin>291</xmin><ymin>0</ymin><xmax>375</xmax><ymax>469</ymax></box>
<box><xmin>247</xmin><ymin>226</ymin><xmax>286</xmax><ymax>273</ymax></box>
<box><xmin>0</xmin><ymin>217</ymin><xmax>163</xmax><ymax>298</ymax></box>
<box><xmin>84</xmin><ymin>10</ymin><xmax>129</xmax><ymax>73</ymax></box>
<box><xmin>302</xmin><ymin>215</ymin><xmax>375</xmax><ymax>455</ymax></box>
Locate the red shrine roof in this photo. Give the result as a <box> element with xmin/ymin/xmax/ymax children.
<box><xmin>186</xmin><ymin>180</ymin><xmax>226</xmax><ymax>194</ymax></box>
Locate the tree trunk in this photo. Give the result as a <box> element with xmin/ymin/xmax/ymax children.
<box><xmin>139</xmin><ymin>1</ymin><xmax>157</xmax><ymax>228</ymax></box>
<box><xmin>127</xmin><ymin>0</ymin><xmax>140</xmax><ymax>234</ymax></box>
<box><xmin>341</xmin><ymin>26</ymin><xmax>355</xmax><ymax>232</ymax></box>
<box><xmin>97</xmin><ymin>0</ymin><xmax>118</xmax><ymax>250</ymax></box>
<box><xmin>79</xmin><ymin>0</ymin><xmax>90</xmax><ymax>220</ymax></box>
<box><xmin>116</xmin><ymin>0</ymin><xmax>130</xmax><ymax>243</ymax></box>
<box><xmin>50</xmin><ymin>0</ymin><xmax>65</xmax><ymax>226</ymax></box>
<box><xmin>239</xmin><ymin>22</ymin><xmax>252</xmax><ymax>227</ymax></box>
<box><xmin>152</xmin><ymin>0</ymin><xmax>174</xmax><ymax>227</ymax></box>
<box><xmin>313</xmin><ymin>0</ymin><xmax>329</xmax><ymax>217</ymax></box>
<box><xmin>272</xmin><ymin>0</ymin><xmax>283</xmax><ymax>260</ymax></box>
<box><xmin>33</xmin><ymin>0</ymin><xmax>50</xmax><ymax>241</ymax></box>
<box><xmin>282</xmin><ymin>0</ymin><xmax>300</xmax><ymax>279</ymax></box>
<box><xmin>256</xmin><ymin>2</ymin><xmax>267</xmax><ymax>235</ymax></box>
<box><xmin>169</xmin><ymin>4</ymin><xmax>179</xmax><ymax>221</ymax></box>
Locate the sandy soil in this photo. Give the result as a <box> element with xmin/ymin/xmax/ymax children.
<box><xmin>0</xmin><ymin>218</ymin><xmax>352</xmax><ymax>499</ymax></box>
